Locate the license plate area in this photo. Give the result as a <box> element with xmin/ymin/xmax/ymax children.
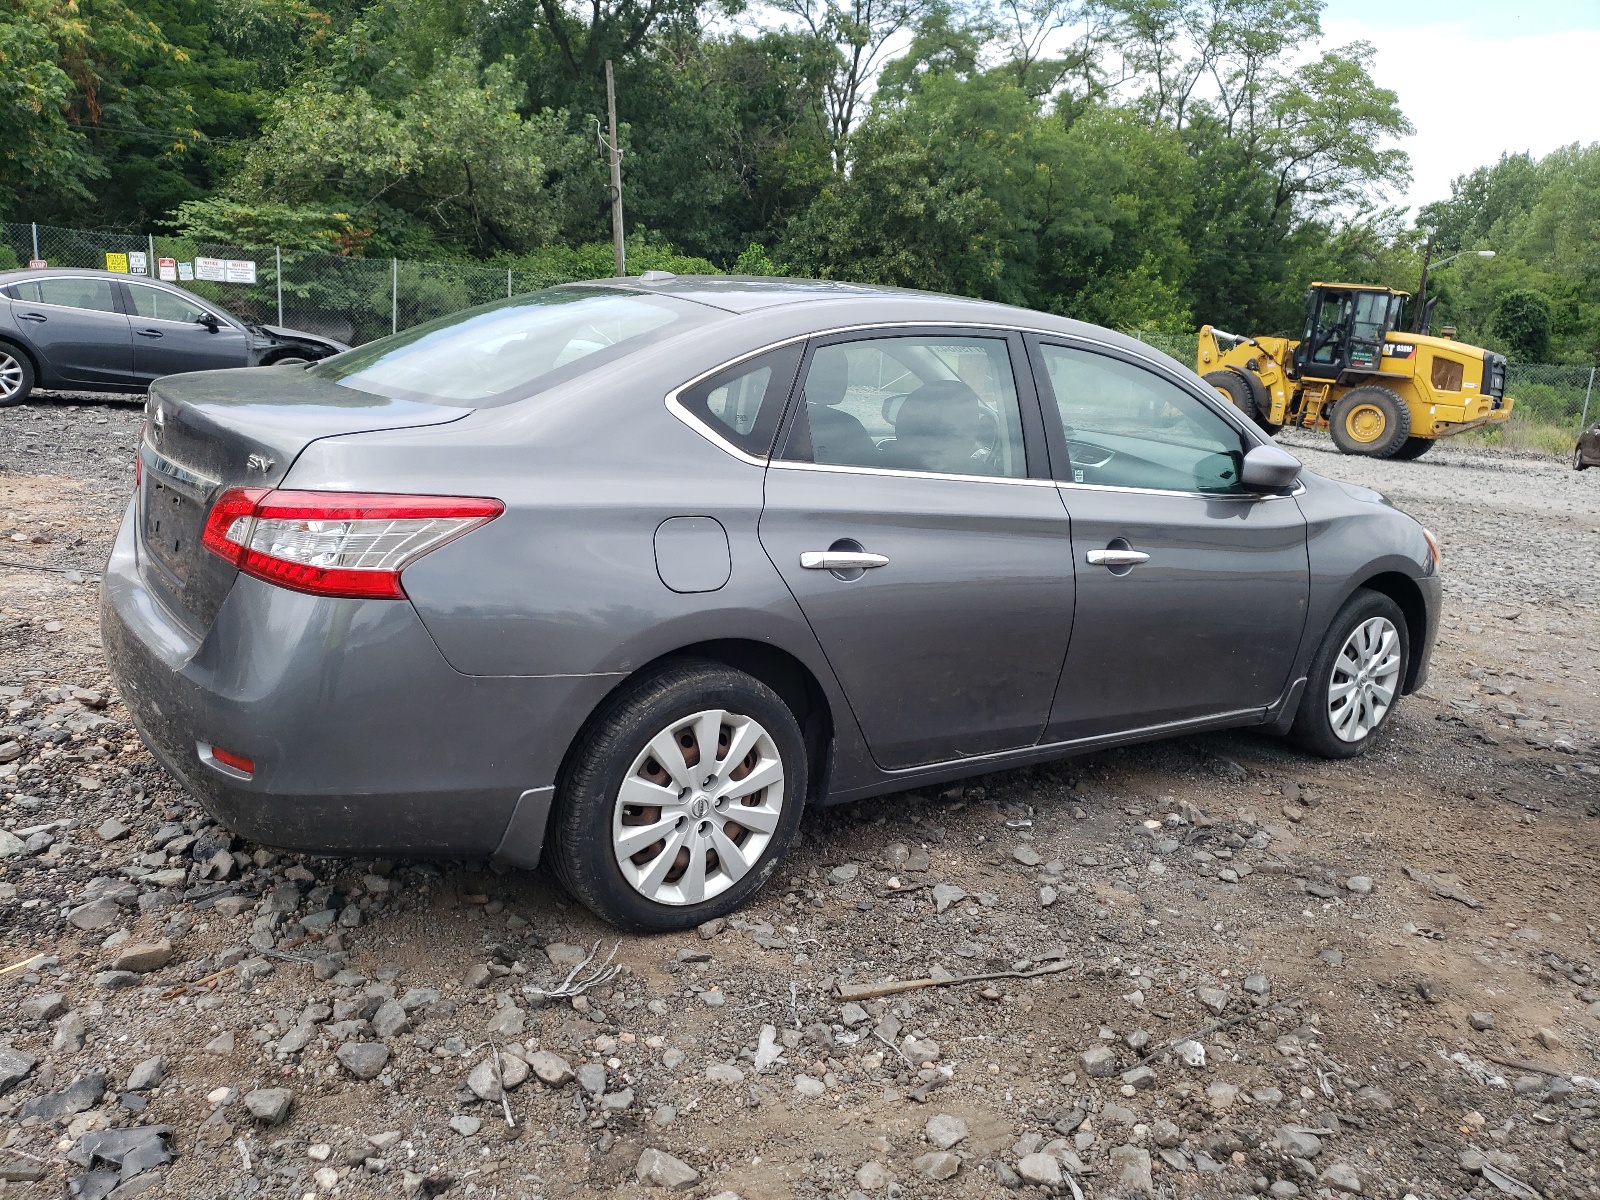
<box><xmin>142</xmin><ymin>476</ymin><xmax>203</xmax><ymax>585</ymax></box>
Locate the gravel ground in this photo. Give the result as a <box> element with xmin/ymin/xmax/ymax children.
<box><xmin>2</xmin><ymin>395</ymin><xmax>1598</xmax><ymax>1200</ymax></box>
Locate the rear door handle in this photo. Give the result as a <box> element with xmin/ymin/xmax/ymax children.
<box><xmin>1086</xmin><ymin>549</ymin><xmax>1150</xmax><ymax>567</ymax></box>
<box><xmin>801</xmin><ymin>551</ymin><xmax>889</xmax><ymax>570</ymax></box>
<box><xmin>136</xmin><ymin>329</ymin><xmax>164</xmax><ymax>339</ymax></box>
<box><xmin>17</xmin><ymin>312</ymin><xmax>46</xmax><ymax>323</ymax></box>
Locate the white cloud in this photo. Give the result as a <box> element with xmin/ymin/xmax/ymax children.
<box><xmin>1322</xmin><ymin>19</ymin><xmax>1600</xmax><ymax>215</ymax></box>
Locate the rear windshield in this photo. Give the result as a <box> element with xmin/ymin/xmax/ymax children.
<box><xmin>311</xmin><ymin>287</ymin><xmax>712</xmax><ymax>407</ymax></box>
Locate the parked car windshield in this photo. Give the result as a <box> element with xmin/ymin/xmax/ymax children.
<box><xmin>312</xmin><ymin>287</ymin><xmax>708</xmax><ymax>407</ymax></box>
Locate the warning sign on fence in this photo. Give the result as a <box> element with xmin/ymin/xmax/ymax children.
<box><xmin>193</xmin><ymin>257</ymin><xmax>257</xmax><ymax>284</ymax></box>
<box><xmin>158</xmin><ymin>258</ymin><xmax>177</xmax><ymax>281</ymax></box>
<box><xmin>128</xmin><ymin>251</ymin><xmax>147</xmax><ymax>276</ymax></box>
<box><xmin>105</xmin><ymin>252</ymin><xmax>128</xmax><ymax>273</ymax></box>
<box><xmin>177</xmin><ymin>262</ymin><xmax>194</xmax><ymax>281</ymax></box>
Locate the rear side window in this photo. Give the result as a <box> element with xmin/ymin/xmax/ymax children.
<box><xmin>676</xmin><ymin>344</ymin><xmax>803</xmax><ymax>458</ymax></box>
<box><xmin>9</xmin><ymin>278</ymin><xmax>119</xmax><ymax>313</ymax></box>
<box><xmin>313</xmin><ymin>287</ymin><xmax>712</xmax><ymax>408</ymax></box>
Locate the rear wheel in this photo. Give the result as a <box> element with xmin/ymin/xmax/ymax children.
<box><xmin>1329</xmin><ymin>386</ymin><xmax>1412</xmax><ymax>458</ymax></box>
<box><xmin>1391</xmin><ymin>436</ymin><xmax>1434</xmax><ymax>461</ymax></box>
<box><xmin>0</xmin><ymin>345</ymin><xmax>35</xmax><ymax>407</ymax></box>
<box><xmin>1578</xmin><ymin>445</ymin><xmax>1590</xmax><ymax>472</ymax></box>
<box><xmin>1290</xmin><ymin>590</ymin><xmax>1409</xmax><ymax>759</ymax></box>
<box><xmin>550</xmin><ymin>659</ymin><xmax>807</xmax><ymax>932</ymax></box>
<box><xmin>1204</xmin><ymin>369</ymin><xmax>1279</xmax><ymax>434</ymax></box>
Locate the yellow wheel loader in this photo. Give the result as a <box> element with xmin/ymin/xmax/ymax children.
<box><xmin>1196</xmin><ymin>283</ymin><xmax>1512</xmax><ymax>460</ymax></box>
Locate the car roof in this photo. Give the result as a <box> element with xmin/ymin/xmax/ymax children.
<box><xmin>577</xmin><ymin>274</ymin><xmax>1169</xmax><ymax>363</ymax></box>
<box><xmin>0</xmin><ymin>267</ymin><xmax>184</xmax><ymax>286</ymax></box>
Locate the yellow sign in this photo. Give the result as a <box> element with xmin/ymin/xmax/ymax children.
<box><xmin>105</xmin><ymin>252</ymin><xmax>129</xmax><ymax>273</ymax></box>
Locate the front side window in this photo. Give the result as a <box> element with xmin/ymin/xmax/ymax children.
<box><xmin>676</xmin><ymin>344</ymin><xmax>802</xmax><ymax>458</ymax></box>
<box><xmin>780</xmin><ymin>335</ymin><xmax>1027</xmax><ymax>479</ymax></box>
<box><xmin>1038</xmin><ymin>344</ymin><xmax>1249</xmax><ymax>494</ymax></box>
<box><xmin>313</xmin><ymin>287</ymin><xmax>710</xmax><ymax>408</ymax></box>
<box><xmin>127</xmin><ymin>284</ymin><xmax>209</xmax><ymax>325</ymax></box>
<box><xmin>9</xmin><ymin>278</ymin><xmax>119</xmax><ymax>313</ymax></box>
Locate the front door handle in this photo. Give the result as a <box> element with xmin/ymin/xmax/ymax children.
<box><xmin>801</xmin><ymin>551</ymin><xmax>890</xmax><ymax>570</ymax></box>
<box><xmin>136</xmin><ymin>329</ymin><xmax>164</xmax><ymax>339</ymax></box>
<box><xmin>17</xmin><ymin>312</ymin><xmax>46</xmax><ymax>323</ymax></box>
<box><xmin>1086</xmin><ymin>548</ymin><xmax>1150</xmax><ymax>567</ymax></box>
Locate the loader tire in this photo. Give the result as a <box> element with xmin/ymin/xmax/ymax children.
<box><xmin>1329</xmin><ymin>386</ymin><xmax>1412</xmax><ymax>458</ymax></box>
<box><xmin>1390</xmin><ymin>436</ymin><xmax>1434</xmax><ymax>461</ymax></box>
<box><xmin>1204</xmin><ymin>369</ymin><xmax>1280</xmax><ymax>434</ymax></box>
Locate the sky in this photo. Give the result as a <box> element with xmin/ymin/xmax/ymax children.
<box><xmin>1319</xmin><ymin>0</ymin><xmax>1600</xmax><ymax>215</ymax></box>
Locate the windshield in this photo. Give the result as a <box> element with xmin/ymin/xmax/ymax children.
<box><xmin>312</xmin><ymin>287</ymin><xmax>709</xmax><ymax>407</ymax></box>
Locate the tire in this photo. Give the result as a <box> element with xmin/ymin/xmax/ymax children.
<box><xmin>1328</xmin><ymin>386</ymin><xmax>1412</xmax><ymax>458</ymax></box>
<box><xmin>1204</xmin><ymin>369</ymin><xmax>1279</xmax><ymax>434</ymax></box>
<box><xmin>550</xmin><ymin>659</ymin><xmax>808</xmax><ymax>932</ymax></box>
<box><xmin>1290</xmin><ymin>589</ymin><xmax>1410</xmax><ymax>759</ymax></box>
<box><xmin>1391</xmin><ymin>437</ymin><xmax>1434</xmax><ymax>461</ymax></box>
<box><xmin>0</xmin><ymin>343</ymin><xmax>36</xmax><ymax>407</ymax></box>
<box><xmin>1578</xmin><ymin>445</ymin><xmax>1589</xmax><ymax>472</ymax></box>
<box><xmin>262</xmin><ymin>354</ymin><xmax>311</xmax><ymax>368</ymax></box>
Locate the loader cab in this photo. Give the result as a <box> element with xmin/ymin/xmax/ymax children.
<box><xmin>1295</xmin><ymin>284</ymin><xmax>1407</xmax><ymax>381</ymax></box>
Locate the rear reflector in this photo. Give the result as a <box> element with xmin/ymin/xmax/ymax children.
<box><xmin>201</xmin><ymin>488</ymin><xmax>504</xmax><ymax>599</ymax></box>
<box><xmin>210</xmin><ymin>746</ymin><xmax>255</xmax><ymax>775</ymax></box>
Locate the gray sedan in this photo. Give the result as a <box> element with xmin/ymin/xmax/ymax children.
<box><xmin>0</xmin><ymin>268</ymin><xmax>346</xmax><ymax>406</ymax></box>
<box><xmin>102</xmin><ymin>278</ymin><xmax>1441</xmax><ymax>930</ymax></box>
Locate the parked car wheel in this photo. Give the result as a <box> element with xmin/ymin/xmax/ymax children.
<box><xmin>1578</xmin><ymin>444</ymin><xmax>1589</xmax><ymax>472</ymax></box>
<box><xmin>0</xmin><ymin>344</ymin><xmax>35</xmax><ymax>407</ymax></box>
<box><xmin>550</xmin><ymin>660</ymin><xmax>808</xmax><ymax>932</ymax></box>
<box><xmin>1291</xmin><ymin>590</ymin><xmax>1410</xmax><ymax>758</ymax></box>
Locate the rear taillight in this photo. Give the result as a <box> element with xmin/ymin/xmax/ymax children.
<box><xmin>201</xmin><ymin>488</ymin><xmax>503</xmax><ymax>599</ymax></box>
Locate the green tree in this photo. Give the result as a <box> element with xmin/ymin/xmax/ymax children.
<box><xmin>1491</xmin><ymin>289</ymin><xmax>1554</xmax><ymax>360</ymax></box>
<box><xmin>208</xmin><ymin>51</ymin><xmax>589</xmax><ymax>255</ymax></box>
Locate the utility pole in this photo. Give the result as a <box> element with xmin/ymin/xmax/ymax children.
<box><xmin>606</xmin><ymin>60</ymin><xmax>626</xmax><ymax>278</ymax></box>
<box><xmin>1411</xmin><ymin>230</ymin><xmax>1434</xmax><ymax>333</ymax></box>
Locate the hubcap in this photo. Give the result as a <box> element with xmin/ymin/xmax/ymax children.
<box><xmin>612</xmin><ymin>708</ymin><xmax>785</xmax><ymax>906</ymax></box>
<box><xmin>1328</xmin><ymin>616</ymin><xmax>1401</xmax><ymax>742</ymax></box>
<box><xmin>0</xmin><ymin>353</ymin><xmax>22</xmax><ymax>401</ymax></box>
<box><xmin>1345</xmin><ymin>403</ymin><xmax>1386</xmax><ymax>443</ymax></box>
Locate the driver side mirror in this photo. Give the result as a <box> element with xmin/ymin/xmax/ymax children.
<box><xmin>1241</xmin><ymin>444</ymin><xmax>1302</xmax><ymax>492</ymax></box>
<box><xmin>197</xmin><ymin>312</ymin><xmax>220</xmax><ymax>333</ymax></box>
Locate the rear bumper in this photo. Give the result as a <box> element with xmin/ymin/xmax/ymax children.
<box><xmin>100</xmin><ymin>501</ymin><xmax>620</xmax><ymax>861</ymax></box>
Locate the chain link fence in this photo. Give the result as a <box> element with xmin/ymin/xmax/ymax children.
<box><xmin>3</xmin><ymin>222</ymin><xmax>1595</xmax><ymax>432</ymax></box>
<box><xmin>1</xmin><ymin>221</ymin><xmax>581</xmax><ymax>347</ymax></box>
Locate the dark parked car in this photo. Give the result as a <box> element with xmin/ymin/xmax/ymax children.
<box><xmin>0</xmin><ymin>268</ymin><xmax>346</xmax><ymax>406</ymax></box>
<box><xmin>1577</xmin><ymin>421</ymin><xmax>1600</xmax><ymax>471</ymax></box>
<box><xmin>103</xmin><ymin>277</ymin><xmax>1441</xmax><ymax>931</ymax></box>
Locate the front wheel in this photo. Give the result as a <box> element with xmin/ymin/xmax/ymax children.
<box><xmin>1290</xmin><ymin>590</ymin><xmax>1410</xmax><ymax>759</ymax></box>
<box><xmin>1391</xmin><ymin>437</ymin><xmax>1434</xmax><ymax>461</ymax></box>
<box><xmin>0</xmin><ymin>345</ymin><xmax>35</xmax><ymax>407</ymax></box>
<box><xmin>1578</xmin><ymin>445</ymin><xmax>1590</xmax><ymax>472</ymax></box>
<box><xmin>550</xmin><ymin>659</ymin><xmax>807</xmax><ymax>931</ymax></box>
<box><xmin>1328</xmin><ymin>386</ymin><xmax>1412</xmax><ymax>458</ymax></box>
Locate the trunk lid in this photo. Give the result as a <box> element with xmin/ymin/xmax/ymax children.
<box><xmin>136</xmin><ymin>366</ymin><xmax>469</xmax><ymax>633</ymax></box>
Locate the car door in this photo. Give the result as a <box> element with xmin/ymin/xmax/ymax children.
<box><xmin>1028</xmin><ymin>337</ymin><xmax>1309</xmax><ymax>741</ymax></box>
<box><xmin>123</xmin><ymin>282</ymin><xmax>250</xmax><ymax>382</ymax></box>
<box><xmin>758</xmin><ymin>329</ymin><xmax>1075</xmax><ymax>769</ymax></box>
<box><xmin>6</xmin><ymin>277</ymin><xmax>133</xmax><ymax>386</ymax></box>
